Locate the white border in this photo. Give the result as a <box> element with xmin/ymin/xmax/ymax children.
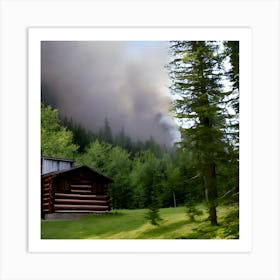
<box><xmin>28</xmin><ymin>27</ymin><xmax>252</xmax><ymax>253</ymax></box>
<box><xmin>1</xmin><ymin>1</ymin><xmax>279</xmax><ymax>279</ymax></box>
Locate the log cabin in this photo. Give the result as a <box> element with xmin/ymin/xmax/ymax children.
<box><xmin>41</xmin><ymin>156</ymin><xmax>113</xmax><ymax>218</ymax></box>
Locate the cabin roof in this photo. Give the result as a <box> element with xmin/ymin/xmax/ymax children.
<box><xmin>42</xmin><ymin>165</ymin><xmax>113</xmax><ymax>183</ymax></box>
<box><xmin>41</xmin><ymin>156</ymin><xmax>75</xmax><ymax>163</ymax></box>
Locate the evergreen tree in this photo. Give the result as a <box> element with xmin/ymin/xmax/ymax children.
<box><xmin>223</xmin><ymin>41</ymin><xmax>239</xmax><ymax>92</ymax></box>
<box><xmin>130</xmin><ymin>151</ymin><xmax>162</xmax><ymax>223</ymax></box>
<box><xmin>218</xmin><ymin>41</ymin><xmax>239</xmax><ymax>201</ymax></box>
<box><xmin>62</xmin><ymin>117</ymin><xmax>94</xmax><ymax>153</ymax></box>
<box><xmin>75</xmin><ymin>140</ymin><xmax>112</xmax><ymax>173</ymax></box>
<box><xmin>115</xmin><ymin>126</ymin><xmax>127</xmax><ymax>148</ymax></box>
<box><xmin>222</xmin><ymin>41</ymin><xmax>239</xmax><ymax>149</ymax></box>
<box><xmin>115</xmin><ymin>126</ymin><xmax>134</xmax><ymax>154</ymax></box>
<box><xmin>144</xmin><ymin>136</ymin><xmax>162</xmax><ymax>158</ymax></box>
<box><xmin>168</xmin><ymin>41</ymin><xmax>238</xmax><ymax>225</ymax></box>
<box><xmin>105</xmin><ymin>146</ymin><xmax>133</xmax><ymax>209</ymax></box>
<box><xmin>98</xmin><ymin>118</ymin><xmax>113</xmax><ymax>144</ymax></box>
<box><xmin>160</xmin><ymin>152</ymin><xmax>187</xmax><ymax>208</ymax></box>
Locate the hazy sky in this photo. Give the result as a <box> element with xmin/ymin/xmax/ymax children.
<box><xmin>41</xmin><ymin>41</ymin><xmax>179</xmax><ymax>146</ymax></box>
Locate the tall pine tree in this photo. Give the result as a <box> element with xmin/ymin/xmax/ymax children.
<box><xmin>168</xmin><ymin>41</ymin><xmax>236</xmax><ymax>225</ymax></box>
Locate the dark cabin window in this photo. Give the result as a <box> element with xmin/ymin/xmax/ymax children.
<box><xmin>56</xmin><ymin>178</ymin><xmax>70</xmax><ymax>192</ymax></box>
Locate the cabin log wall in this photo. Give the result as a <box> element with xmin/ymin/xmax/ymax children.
<box><xmin>41</xmin><ymin>176</ymin><xmax>55</xmax><ymax>217</ymax></box>
<box><xmin>41</xmin><ymin>165</ymin><xmax>112</xmax><ymax>217</ymax></box>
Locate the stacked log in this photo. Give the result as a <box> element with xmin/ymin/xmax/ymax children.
<box><xmin>41</xmin><ymin>176</ymin><xmax>54</xmax><ymax>215</ymax></box>
<box><xmin>53</xmin><ymin>184</ymin><xmax>110</xmax><ymax>213</ymax></box>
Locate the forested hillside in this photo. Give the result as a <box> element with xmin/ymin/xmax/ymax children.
<box><xmin>41</xmin><ymin>101</ymin><xmax>199</xmax><ymax>211</ymax></box>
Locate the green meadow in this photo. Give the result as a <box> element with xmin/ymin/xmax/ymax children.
<box><xmin>41</xmin><ymin>204</ymin><xmax>239</xmax><ymax>239</ymax></box>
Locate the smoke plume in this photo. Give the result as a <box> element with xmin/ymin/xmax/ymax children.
<box><xmin>41</xmin><ymin>41</ymin><xmax>179</xmax><ymax>146</ymax></box>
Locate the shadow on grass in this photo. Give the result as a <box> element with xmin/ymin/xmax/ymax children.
<box><xmin>181</xmin><ymin>224</ymin><xmax>220</xmax><ymax>239</ymax></box>
<box><xmin>222</xmin><ymin>207</ymin><xmax>239</xmax><ymax>239</ymax></box>
<box><xmin>106</xmin><ymin>210</ymin><xmax>126</xmax><ymax>216</ymax></box>
<box><xmin>137</xmin><ymin>220</ymin><xmax>192</xmax><ymax>239</ymax></box>
<box><xmin>177</xmin><ymin>207</ymin><xmax>239</xmax><ymax>239</ymax></box>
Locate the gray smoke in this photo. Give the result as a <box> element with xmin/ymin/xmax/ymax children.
<box><xmin>41</xmin><ymin>41</ymin><xmax>179</xmax><ymax>146</ymax></box>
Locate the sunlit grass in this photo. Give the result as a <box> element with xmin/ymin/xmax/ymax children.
<box><xmin>41</xmin><ymin>204</ymin><xmax>239</xmax><ymax>239</ymax></box>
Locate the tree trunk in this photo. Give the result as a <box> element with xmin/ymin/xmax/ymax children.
<box><xmin>173</xmin><ymin>191</ymin><xmax>177</xmax><ymax>208</ymax></box>
<box><xmin>204</xmin><ymin>161</ymin><xmax>218</xmax><ymax>226</ymax></box>
<box><xmin>209</xmin><ymin>204</ymin><xmax>218</xmax><ymax>226</ymax></box>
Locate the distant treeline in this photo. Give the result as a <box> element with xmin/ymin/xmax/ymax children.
<box><xmin>61</xmin><ymin>116</ymin><xmax>172</xmax><ymax>157</ymax></box>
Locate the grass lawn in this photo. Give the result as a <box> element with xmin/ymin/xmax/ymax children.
<box><xmin>41</xmin><ymin>204</ymin><xmax>239</xmax><ymax>239</ymax></box>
